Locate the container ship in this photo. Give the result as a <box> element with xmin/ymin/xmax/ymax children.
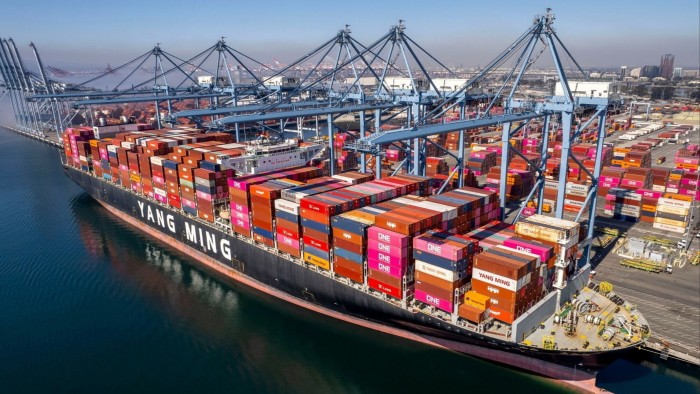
<box><xmin>60</xmin><ymin>124</ymin><xmax>651</xmax><ymax>376</ymax></box>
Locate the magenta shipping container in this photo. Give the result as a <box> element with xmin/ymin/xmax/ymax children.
<box><xmin>277</xmin><ymin>233</ymin><xmax>300</xmax><ymax>250</ymax></box>
<box><xmin>233</xmin><ymin>218</ymin><xmax>251</xmax><ymax>230</ymax></box>
<box><xmin>414</xmin><ymin>289</ymin><xmax>453</xmax><ymax>313</ymax></box>
<box><xmin>601</xmin><ymin>176</ymin><xmax>621</xmax><ymax>184</ymax></box>
<box><xmin>182</xmin><ymin>197</ymin><xmax>197</xmax><ymax>209</ymax></box>
<box><xmin>367</xmin><ymin>258</ymin><xmax>406</xmax><ymax>278</ymax></box>
<box><xmin>503</xmin><ymin>238</ymin><xmax>551</xmax><ymax>262</ymax></box>
<box><xmin>413</xmin><ymin>237</ymin><xmax>465</xmax><ymax>260</ymax></box>
<box><xmin>231</xmin><ymin>203</ymin><xmax>250</xmax><ymax>214</ymax></box>
<box><xmin>367</xmin><ymin>226</ymin><xmax>410</xmax><ymax>247</ymax></box>
<box><xmin>680</xmin><ymin>178</ymin><xmax>698</xmax><ymax>186</ymax></box>
<box><xmin>232</xmin><ymin>210</ymin><xmax>249</xmax><ymax>222</ymax></box>
<box><xmin>621</xmin><ymin>179</ymin><xmax>643</xmax><ymax>188</ymax></box>
<box><xmin>635</xmin><ymin>189</ymin><xmax>663</xmax><ymax>199</ymax></box>
<box><xmin>367</xmin><ymin>249</ymin><xmax>410</xmax><ymax>268</ymax></box>
<box><xmin>368</xmin><ymin>239</ymin><xmax>409</xmax><ymax>257</ymax></box>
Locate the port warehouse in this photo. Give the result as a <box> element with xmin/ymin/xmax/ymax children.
<box><xmin>62</xmin><ymin>120</ymin><xmax>696</xmax><ymax>341</ymax></box>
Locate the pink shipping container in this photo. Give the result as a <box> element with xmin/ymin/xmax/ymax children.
<box><xmin>601</xmin><ymin>176</ymin><xmax>622</xmax><ymax>184</ymax></box>
<box><xmin>367</xmin><ymin>249</ymin><xmax>410</xmax><ymax>268</ymax></box>
<box><xmin>182</xmin><ymin>198</ymin><xmax>197</xmax><ymax>209</ymax></box>
<box><xmin>385</xmin><ymin>149</ymin><xmax>401</xmax><ymax>161</ymax></box>
<box><xmin>368</xmin><ymin>258</ymin><xmax>406</xmax><ymax>278</ymax></box>
<box><xmin>119</xmin><ymin>164</ymin><xmax>129</xmax><ymax>171</ymax></box>
<box><xmin>522</xmin><ymin>207</ymin><xmax>536</xmax><ymax>217</ymax></box>
<box><xmin>679</xmin><ymin>188</ymin><xmax>696</xmax><ymax>197</ymax></box>
<box><xmin>231</xmin><ymin>203</ymin><xmax>249</xmax><ymax>214</ymax></box>
<box><xmin>196</xmin><ymin>190</ymin><xmax>212</xmax><ymax>201</ymax></box>
<box><xmin>368</xmin><ymin>239</ymin><xmax>409</xmax><ymax>257</ymax></box>
<box><xmin>635</xmin><ymin>189</ymin><xmax>663</xmax><ymax>199</ymax></box>
<box><xmin>503</xmin><ymin>239</ymin><xmax>551</xmax><ymax>262</ymax></box>
<box><xmin>681</xmin><ymin>178</ymin><xmax>699</xmax><ymax>186</ymax></box>
<box><xmin>277</xmin><ymin>233</ymin><xmax>300</xmax><ymax>250</ymax></box>
<box><xmin>155</xmin><ymin>194</ymin><xmax>168</xmax><ymax>204</ymax></box>
<box><xmin>414</xmin><ymin>289</ymin><xmax>453</xmax><ymax>313</ymax></box>
<box><xmin>232</xmin><ymin>210</ymin><xmax>248</xmax><ymax>222</ymax></box>
<box><xmin>233</xmin><ymin>218</ymin><xmax>251</xmax><ymax>230</ymax></box>
<box><xmin>367</xmin><ymin>226</ymin><xmax>410</xmax><ymax>247</ymax></box>
<box><xmin>677</xmin><ymin>157</ymin><xmax>700</xmax><ymax>165</ymax></box>
<box><xmin>152</xmin><ymin>175</ymin><xmax>165</xmax><ymax>184</ymax></box>
<box><xmin>621</xmin><ymin>179</ymin><xmax>644</xmax><ymax>188</ymax></box>
<box><xmin>470</xmin><ymin>151</ymin><xmax>494</xmax><ymax>159</ymax></box>
<box><xmin>413</xmin><ymin>237</ymin><xmax>466</xmax><ymax>261</ymax></box>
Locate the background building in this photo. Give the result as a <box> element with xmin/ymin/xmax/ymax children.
<box><xmin>642</xmin><ymin>65</ymin><xmax>660</xmax><ymax>79</ymax></box>
<box><xmin>620</xmin><ymin>65</ymin><xmax>628</xmax><ymax>79</ymax></box>
<box><xmin>659</xmin><ymin>54</ymin><xmax>675</xmax><ymax>80</ymax></box>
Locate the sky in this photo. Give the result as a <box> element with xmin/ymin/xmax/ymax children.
<box><xmin>1</xmin><ymin>0</ymin><xmax>699</xmax><ymax>73</ymax></box>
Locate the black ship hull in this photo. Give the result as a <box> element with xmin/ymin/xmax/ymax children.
<box><xmin>65</xmin><ymin>166</ymin><xmax>633</xmax><ymax>377</ymax></box>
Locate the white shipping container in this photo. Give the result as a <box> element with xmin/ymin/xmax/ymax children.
<box><xmin>274</xmin><ymin>199</ymin><xmax>300</xmax><ymax>215</ymax></box>
<box><xmin>414</xmin><ymin>201</ymin><xmax>458</xmax><ymax>221</ymax></box>
<box><xmin>652</xmin><ymin>222</ymin><xmax>686</xmax><ymax>233</ymax></box>
<box><xmin>545</xmin><ymin>180</ymin><xmax>559</xmax><ymax>190</ymax></box>
<box><xmin>565</xmin><ymin>183</ymin><xmax>590</xmax><ymax>193</ymax></box>
<box><xmin>566</xmin><ymin>189</ymin><xmax>588</xmax><ymax>198</ymax></box>
<box><xmin>564</xmin><ymin>199</ymin><xmax>587</xmax><ymax>208</ymax></box>
<box><xmin>415</xmin><ymin>260</ymin><xmax>461</xmax><ymax>282</ymax></box>
<box><xmin>656</xmin><ymin>204</ymin><xmax>690</xmax><ymax>216</ymax></box>
<box><xmin>658</xmin><ymin>197</ymin><xmax>692</xmax><ymax>208</ymax></box>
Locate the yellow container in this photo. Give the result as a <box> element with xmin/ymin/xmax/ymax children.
<box><xmin>303</xmin><ymin>252</ymin><xmax>331</xmax><ymax>270</ymax></box>
<box><xmin>654</xmin><ymin>217</ymin><xmax>687</xmax><ymax>228</ymax></box>
<box><xmin>464</xmin><ymin>290</ymin><xmax>490</xmax><ymax>309</ymax></box>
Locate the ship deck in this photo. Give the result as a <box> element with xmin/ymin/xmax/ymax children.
<box><xmin>523</xmin><ymin>282</ymin><xmax>649</xmax><ymax>353</ymax></box>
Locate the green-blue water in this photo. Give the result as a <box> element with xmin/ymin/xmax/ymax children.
<box><xmin>0</xmin><ymin>125</ymin><xmax>697</xmax><ymax>393</ymax></box>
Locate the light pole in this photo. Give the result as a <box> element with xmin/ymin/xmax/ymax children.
<box><xmin>574</xmin><ymin>362</ymin><xmax>583</xmax><ymax>380</ymax></box>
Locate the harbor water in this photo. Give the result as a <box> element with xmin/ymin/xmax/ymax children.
<box><xmin>0</xmin><ymin>123</ymin><xmax>698</xmax><ymax>393</ymax></box>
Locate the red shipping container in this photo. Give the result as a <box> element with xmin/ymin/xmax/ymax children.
<box><xmin>368</xmin><ymin>277</ymin><xmax>402</xmax><ymax>299</ymax></box>
<box><xmin>332</xmin><ymin>238</ymin><xmax>364</xmax><ymax>255</ymax></box>
<box><xmin>302</xmin><ymin>235</ymin><xmax>330</xmax><ymax>252</ymax></box>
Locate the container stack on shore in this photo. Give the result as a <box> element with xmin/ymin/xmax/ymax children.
<box><xmin>654</xmin><ymin>194</ymin><xmax>693</xmax><ymax>234</ymax></box>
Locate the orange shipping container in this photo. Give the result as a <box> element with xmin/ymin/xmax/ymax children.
<box><xmin>458</xmin><ymin>303</ymin><xmax>486</xmax><ymax>324</ymax></box>
<box><xmin>489</xmin><ymin>305</ymin><xmax>515</xmax><ymax>324</ymax></box>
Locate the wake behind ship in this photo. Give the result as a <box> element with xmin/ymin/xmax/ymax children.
<box><xmin>58</xmin><ymin>124</ymin><xmax>650</xmax><ymax>379</ymax></box>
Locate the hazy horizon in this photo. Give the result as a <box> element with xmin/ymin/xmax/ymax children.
<box><xmin>2</xmin><ymin>0</ymin><xmax>699</xmax><ymax>75</ymax></box>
